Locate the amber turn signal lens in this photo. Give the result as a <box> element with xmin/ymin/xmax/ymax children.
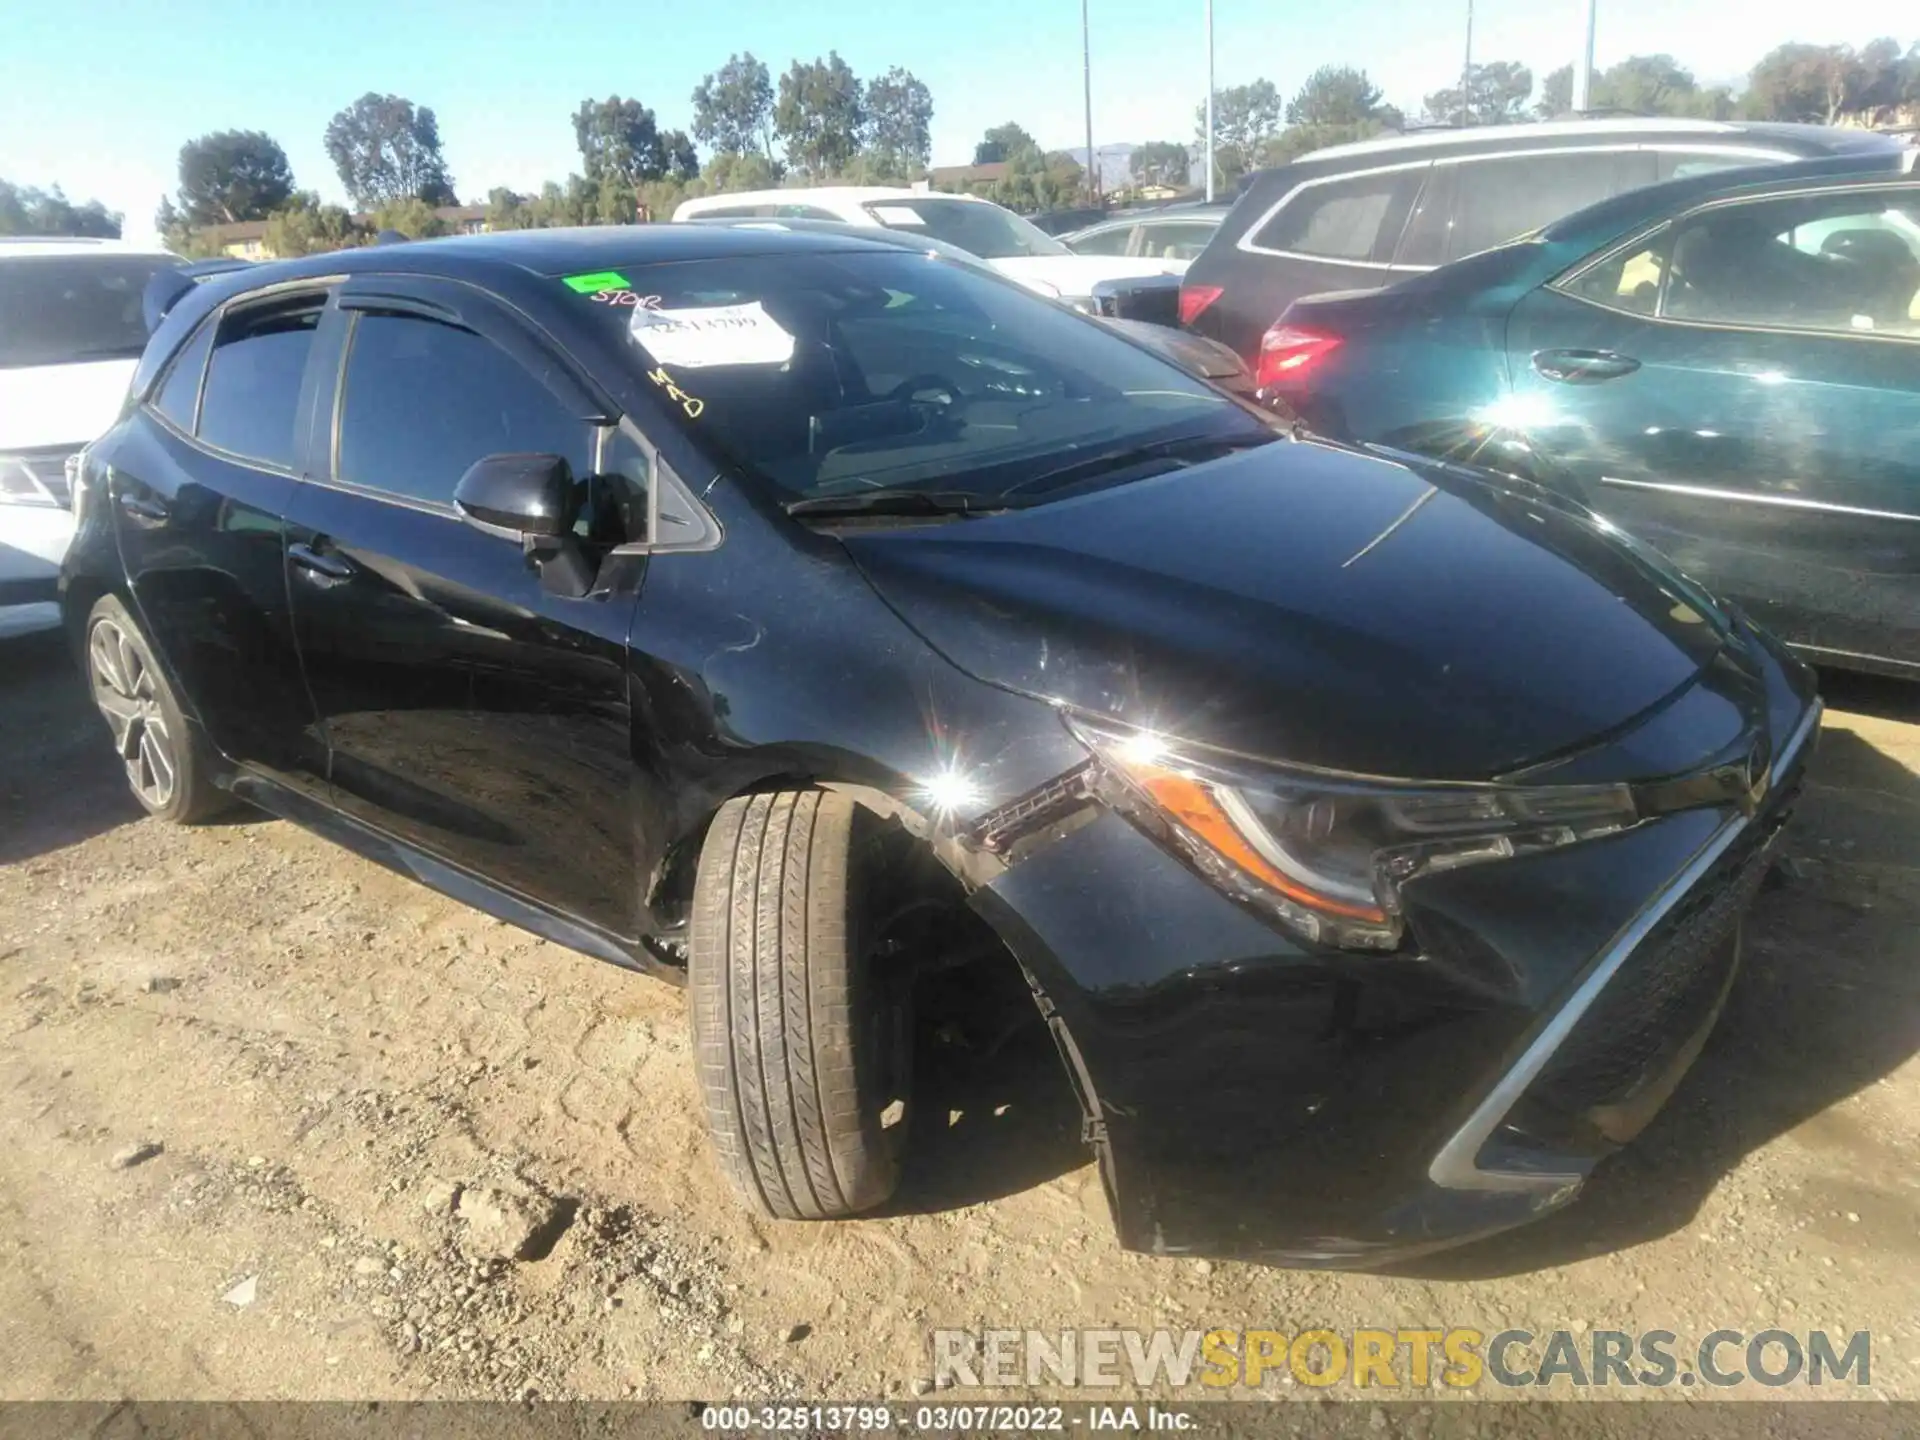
<box><xmin>1127</xmin><ymin>764</ymin><xmax>1389</xmax><ymax>924</ymax></box>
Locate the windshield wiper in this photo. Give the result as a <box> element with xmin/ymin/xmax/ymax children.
<box><xmin>1002</xmin><ymin>430</ymin><xmax>1274</xmax><ymax>499</ymax></box>
<box><xmin>784</xmin><ymin>488</ymin><xmax>1012</xmax><ymax>520</ymax></box>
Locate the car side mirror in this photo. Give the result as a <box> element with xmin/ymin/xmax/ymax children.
<box><xmin>452</xmin><ymin>453</ymin><xmax>579</xmax><ymax>540</ymax></box>
<box><xmin>454</xmin><ymin>453</ymin><xmax>597</xmax><ymax>598</ymax></box>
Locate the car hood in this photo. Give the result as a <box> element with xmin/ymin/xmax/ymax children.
<box><xmin>990</xmin><ymin>254</ymin><xmax>1185</xmax><ymax>298</ymax></box>
<box><xmin>0</xmin><ymin>358</ymin><xmax>137</xmax><ymax>450</ymax></box>
<box><xmin>839</xmin><ymin>440</ymin><xmax>1733</xmax><ymax>780</ymax></box>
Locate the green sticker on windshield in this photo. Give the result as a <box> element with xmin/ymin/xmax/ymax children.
<box><xmin>563</xmin><ymin>270</ymin><xmax>630</xmax><ymax>293</ymax></box>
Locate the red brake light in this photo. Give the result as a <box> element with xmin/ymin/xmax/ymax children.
<box><xmin>1178</xmin><ymin>283</ymin><xmax>1223</xmax><ymax>327</ymax></box>
<box><xmin>1254</xmin><ymin>324</ymin><xmax>1343</xmax><ymax>389</ymax></box>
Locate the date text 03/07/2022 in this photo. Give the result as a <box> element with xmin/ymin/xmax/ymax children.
<box><xmin>696</xmin><ymin>1404</ymin><xmax>1197</xmax><ymax>1433</ymax></box>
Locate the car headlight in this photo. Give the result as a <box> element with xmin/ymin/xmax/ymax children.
<box><xmin>1069</xmin><ymin>715</ymin><xmax>1638</xmax><ymax>951</ymax></box>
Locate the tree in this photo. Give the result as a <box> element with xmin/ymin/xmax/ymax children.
<box><xmin>1595</xmin><ymin>54</ymin><xmax>1697</xmax><ymax>115</ymax></box>
<box><xmin>324</xmin><ymin>93</ymin><xmax>458</xmax><ymax>208</ymax></box>
<box><xmin>1744</xmin><ymin>41</ymin><xmax>1911</xmax><ymax>123</ymax></box>
<box><xmin>701</xmin><ymin>150</ymin><xmax>781</xmax><ymax>194</ymax></box>
<box><xmin>985</xmin><ymin>149</ymin><xmax>1084</xmax><ymax>213</ymax></box>
<box><xmin>974</xmin><ymin>122</ymin><xmax>1037</xmax><ymax>166</ymax></box>
<box><xmin>1195</xmin><ymin>79</ymin><xmax>1283</xmax><ymax>185</ymax></box>
<box><xmin>0</xmin><ymin>180</ymin><xmax>121</xmax><ymax>238</ymax></box>
<box><xmin>1285</xmin><ymin>66</ymin><xmax>1385</xmax><ymax>127</ymax></box>
<box><xmin>1423</xmin><ymin>61</ymin><xmax>1534</xmax><ymax>125</ymax></box>
<box><xmin>538</xmin><ymin>177</ymin><xmax>597</xmax><ymax>228</ymax></box>
<box><xmin>862</xmin><ymin>67</ymin><xmax>933</xmax><ymax>180</ymax></box>
<box><xmin>262</xmin><ymin>192</ymin><xmax>363</xmax><ymax>256</ymax></box>
<box><xmin>1130</xmin><ymin>141</ymin><xmax>1190</xmax><ymax>189</ymax></box>
<box><xmin>692</xmin><ymin>53</ymin><xmax>777</xmax><ymax>163</ymax></box>
<box><xmin>168</xmin><ymin>130</ymin><xmax>294</xmax><ymax>226</ymax></box>
<box><xmin>662</xmin><ymin>129</ymin><xmax>699</xmax><ymax>183</ymax></box>
<box><xmin>572</xmin><ymin>96</ymin><xmax>696</xmax><ymax>187</ymax></box>
<box><xmin>1535</xmin><ymin>65</ymin><xmax>1574</xmax><ymax>118</ymax></box>
<box><xmin>369</xmin><ymin>196</ymin><xmax>449</xmax><ymax>239</ymax></box>
<box><xmin>774</xmin><ymin>53</ymin><xmax>865</xmax><ymax>179</ymax></box>
<box><xmin>484</xmin><ymin>187</ymin><xmax>533</xmax><ymax>231</ymax></box>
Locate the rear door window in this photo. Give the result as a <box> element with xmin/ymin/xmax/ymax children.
<box><xmin>1446</xmin><ymin>151</ymin><xmax>1631</xmax><ymax>261</ymax></box>
<box><xmin>1393</xmin><ymin>166</ymin><xmax>1457</xmax><ymax>268</ymax></box>
<box><xmin>1137</xmin><ymin>220</ymin><xmax>1217</xmax><ymax>260</ymax></box>
<box><xmin>1663</xmin><ymin>188</ymin><xmax>1920</xmax><ymax>334</ymax></box>
<box><xmin>335</xmin><ymin>312</ymin><xmax>595</xmax><ymax>507</ymax></box>
<box><xmin>196</xmin><ymin>294</ymin><xmax>325</xmax><ymax>469</ymax></box>
<box><xmin>1557</xmin><ymin>230</ymin><xmax>1673</xmax><ymax>317</ymax></box>
<box><xmin>150</xmin><ymin>318</ymin><xmax>216</xmax><ymax>431</ymax></box>
<box><xmin>1246</xmin><ymin>167</ymin><xmax>1425</xmax><ymax>263</ymax></box>
<box><xmin>1068</xmin><ymin>224</ymin><xmax>1136</xmax><ymax>256</ymax></box>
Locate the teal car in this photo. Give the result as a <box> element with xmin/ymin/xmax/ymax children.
<box><xmin>1268</xmin><ymin>149</ymin><xmax>1920</xmax><ymax>678</ymax></box>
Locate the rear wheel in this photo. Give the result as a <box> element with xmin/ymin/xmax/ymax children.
<box><xmin>688</xmin><ymin>789</ymin><xmax>911</xmax><ymax>1220</ymax></box>
<box><xmin>84</xmin><ymin>595</ymin><xmax>226</xmax><ymax>824</ymax></box>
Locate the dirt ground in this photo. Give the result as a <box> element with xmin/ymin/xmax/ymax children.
<box><xmin>2</xmin><ymin>623</ymin><xmax>1917</xmax><ymax>1405</ymax></box>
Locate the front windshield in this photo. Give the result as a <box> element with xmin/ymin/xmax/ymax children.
<box><xmin>860</xmin><ymin>198</ymin><xmax>1068</xmax><ymax>259</ymax></box>
<box><xmin>0</xmin><ymin>255</ymin><xmax>177</xmax><ymax>369</ymax></box>
<box><xmin>577</xmin><ymin>249</ymin><xmax>1268</xmax><ymax>505</ymax></box>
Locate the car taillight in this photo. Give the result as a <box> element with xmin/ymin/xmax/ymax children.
<box><xmin>1177</xmin><ymin>283</ymin><xmax>1223</xmax><ymax>327</ymax></box>
<box><xmin>1254</xmin><ymin>324</ymin><xmax>1343</xmax><ymax>389</ymax></box>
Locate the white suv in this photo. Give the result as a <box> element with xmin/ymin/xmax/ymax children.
<box><xmin>672</xmin><ymin>187</ymin><xmax>1182</xmax><ymax>309</ymax></box>
<box><xmin>1</xmin><ymin>239</ymin><xmax>181</xmax><ymax>633</ymax></box>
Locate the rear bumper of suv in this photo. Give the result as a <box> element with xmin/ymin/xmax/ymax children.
<box><xmin>972</xmin><ymin>665</ymin><xmax>1818</xmax><ymax>1265</ymax></box>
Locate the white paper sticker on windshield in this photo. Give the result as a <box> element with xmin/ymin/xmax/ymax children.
<box><xmin>870</xmin><ymin>204</ymin><xmax>925</xmax><ymax>226</ymax></box>
<box><xmin>629</xmin><ymin>302</ymin><xmax>795</xmax><ymax>367</ymax></box>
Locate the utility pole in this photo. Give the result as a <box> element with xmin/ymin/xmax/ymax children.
<box><xmin>1082</xmin><ymin>0</ymin><xmax>1098</xmax><ymax>203</ymax></box>
<box><xmin>1570</xmin><ymin>0</ymin><xmax>1597</xmax><ymax>112</ymax></box>
<box><xmin>1458</xmin><ymin>0</ymin><xmax>1474</xmax><ymax>126</ymax></box>
<box><xmin>1204</xmin><ymin>0</ymin><xmax>1215</xmax><ymax>201</ymax></box>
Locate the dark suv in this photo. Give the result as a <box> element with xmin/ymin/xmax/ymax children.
<box><xmin>1178</xmin><ymin>119</ymin><xmax>1906</xmax><ymax>378</ymax></box>
<box><xmin>63</xmin><ymin>226</ymin><xmax>1818</xmax><ymax>1264</ymax></box>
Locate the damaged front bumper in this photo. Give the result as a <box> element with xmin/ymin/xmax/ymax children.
<box><xmin>968</xmin><ymin>669</ymin><xmax>1820</xmax><ymax>1267</ymax></box>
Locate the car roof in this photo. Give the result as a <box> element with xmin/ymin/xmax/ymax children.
<box><xmin>138</xmin><ymin>224</ymin><xmax>928</xmax><ymax>401</ymax></box>
<box><xmin>195</xmin><ymin>222</ymin><xmax>905</xmax><ymax>294</ymax></box>
<box><xmin>679</xmin><ymin>215</ymin><xmax>990</xmax><ymax>267</ymax></box>
<box><xmin>1244</xmin><ymin>118</ymin><xmax>1906</xmax><ymax>185</ymax></box>
<box><xmin>1071</xmin><ymin>204</ymin><xmax>1230</xmax><ymax>233</ymax></box>
<box><xmin>677</xmin><ymin>187</ymin><xmax>990</xmax><ymax>213</ymax></box>
<box><xmin>0</xmin><ymin>237</ymin><xmax>177</xmax><ymax>260</ymax></box>
<box><xmin>1542</xmin><ymin>148</ymin><xmax>1915</xmax><ymax>250</ymax></box>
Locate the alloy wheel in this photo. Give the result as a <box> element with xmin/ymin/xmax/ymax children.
<box><xmin>88</xmin><ymin>617</ymin><xmax>178</xmax><ymax>810</ymax></box>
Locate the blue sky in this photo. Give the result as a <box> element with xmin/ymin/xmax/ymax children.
<box><xmin>0</xmin><ymin>0</ymin><xmax>1901</xmax><ymax>240</ymax></box>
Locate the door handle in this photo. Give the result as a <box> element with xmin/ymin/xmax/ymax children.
<box><xmin>118</xmin><ymin>494</ymin><xmax>168</xmax><ymax>523</ymax></box>
<box><xmin>288</xmin><ymin>542</ymin><xmax>355</xmax><ymax>581</ymax></box>
<box><xmin>1532</xmin><ymin>349</ymin><xmax>1641</xmax><ymax>384</ymax></box>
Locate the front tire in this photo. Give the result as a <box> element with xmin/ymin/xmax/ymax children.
<box><xmin>689</xmin><ymin>789</ymin><xmax>907</xmax><ymax>1220</ymax></box>
<box><xmin>84</xmin><ymin>595</ymin><xmax>226</xmax><ymax>824</ymax></box>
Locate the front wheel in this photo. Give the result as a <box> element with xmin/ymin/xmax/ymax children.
<box><xmin>688</xmin><ymin>789</ymin><xmax>909</xmax><ymax>1220</ymax></box>
<box><xmin>83</xmin><ymin>595</ymin><xmax>226</xmax><ymax>824</ymax></box>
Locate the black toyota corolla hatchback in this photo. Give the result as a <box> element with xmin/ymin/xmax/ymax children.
<box><xmin>63</xmin><ymin>225</ymin><xmax>1818</xmax><ymax>1265</ymax></box>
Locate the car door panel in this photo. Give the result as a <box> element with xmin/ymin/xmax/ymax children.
<box><xmin>106</xmin><ymin>295</ymin><xmax>331</xmax><ymax>796</ymax></box>
<box><xmin>1506</xmin><ymin>223</ymin><xmax>1920</xmax><ymax>668</ymax></box>
<box><xmin>283</xmin><ymin>283</ymin><xmax>644</xmax><ymax>937</ymax></box>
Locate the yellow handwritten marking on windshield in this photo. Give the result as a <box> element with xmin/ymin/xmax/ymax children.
<box><xmin>648</xmin><ymin>366</ymin><xmax>705</xmax><ymax>419</ymax></box>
